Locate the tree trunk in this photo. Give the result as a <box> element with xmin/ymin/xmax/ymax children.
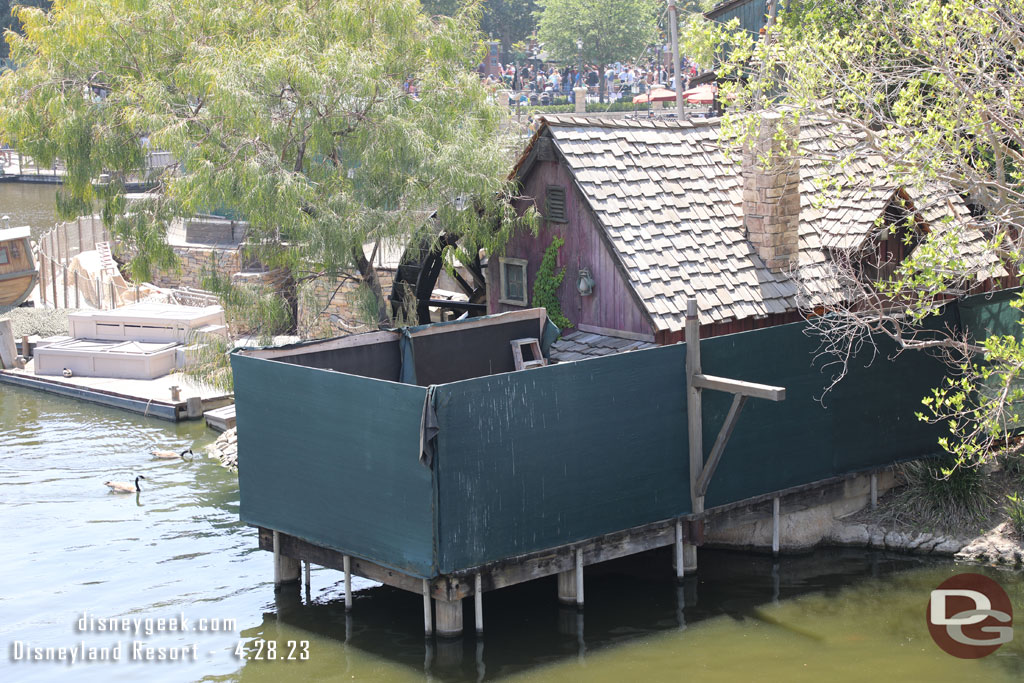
<box><xmin>353</xmin><ymin>246</ymin><xmax>392</xmax><ymax>328</ymax></box>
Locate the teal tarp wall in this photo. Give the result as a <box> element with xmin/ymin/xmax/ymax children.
<box><xmin>959</xmin><ymin>289</ymin><xmax>1023</xmax><ymax>341</ymax></box>
<box><xmin>233</xmin><ymin>297</ymin><xmax>1019</xmax><ymax>577</ymax></box>
<box><xmin>698</xmin><ymin>313</ymin><xmax>953</xmax><ymax>508</ymax></box>
<box><xmin>433</xmin><ymin>344</ymin><xmax>689</xmax><ymax>572</ymax></box>
<box><xmin>232</xmin><ymin>354</ymin><xmax>435</xmax><ymax>577</ymax></box>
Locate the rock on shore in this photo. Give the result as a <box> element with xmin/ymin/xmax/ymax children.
<box><xmin>827</xmin><ymin>517</ymin><xmax>1024</xmax><ymax>567</ymax></box>
<box><xmin>207</xmin><ymin>427</ymin><xmax>237</xmax><ymax>471</ymax></box>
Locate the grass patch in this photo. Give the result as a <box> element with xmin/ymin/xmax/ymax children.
<box><xmin>880</xmin><ymin>456</ymin><xmax>995</xmax><ymax>534</ymax></box>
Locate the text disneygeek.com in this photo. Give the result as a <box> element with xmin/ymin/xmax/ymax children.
<box><xmin>7</xmin><ymin>611</ymin><xmax>307</xmax><ymax>665</ymax></box>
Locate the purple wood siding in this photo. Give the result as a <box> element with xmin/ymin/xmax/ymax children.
<box><xmin>489</xmin><ymin>159</ymin><xmax>654</xmax><ymax>337</ymax></box>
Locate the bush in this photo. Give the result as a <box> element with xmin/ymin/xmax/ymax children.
<box><xmin>1008</xmin><ymin>493</ymin><xmax>1024</xmax><ymax>537</ymax></box>
<box><xmin>897</xmin><ymin>456</ymin><xmax>993</xmax><ymax>529</ymax></box>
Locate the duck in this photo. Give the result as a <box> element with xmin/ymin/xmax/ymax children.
<box><xmin>151</xmin><ymin>447</ymin><xmax>193</xmax><ymax>460</ymax></box>
<box><xmin>104</xmin><ymin>476</ymin><xmax>146</xmax><ymax>493</ymax></box>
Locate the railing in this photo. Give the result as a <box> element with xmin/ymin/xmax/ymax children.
<box><xmin>35</xmin><ymin>215</ymin><xmax>219</xmax><ymax>311</ymax></box>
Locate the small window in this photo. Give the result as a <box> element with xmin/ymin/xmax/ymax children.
<box><xmin>0</xmin><ymin>247</ymin><xmax>8</xmax><ymax>265</ymax></box>
<box><xmin>499</xmin><ymin>257</ymin><xmax>528</xmax><ymax>306</ymax></box>
<box><xmin>545</xmin><ymin>186</ymin><xmax>567</xmax><ymax>223</ymax></box>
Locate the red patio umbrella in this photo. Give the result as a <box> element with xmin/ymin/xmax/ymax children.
<box><xmin>682</xmin><ymin>84</ymin><xmax>716</xmax><ymax>104</ymax></box>
<box><xmin>632</xmin><ymin>87</ymin><xmax>677</xmax><ymax>104</ymax></box>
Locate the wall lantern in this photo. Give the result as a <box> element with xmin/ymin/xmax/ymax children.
<box><xmin>577</xmin><ymin>267</ymin><xmax>595</xmax><ymax>296</ymax></box>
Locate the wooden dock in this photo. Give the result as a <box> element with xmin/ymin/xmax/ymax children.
<box><xmin>204</xmin><ymin>403</ymin><xmax>236</xmax><ymax>432</ymax></box>
<box><xmin>0</xmin><ymin>360</ymin><xmax>232</xmax><ymax>421</ymax></box>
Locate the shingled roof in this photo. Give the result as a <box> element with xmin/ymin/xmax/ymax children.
<box><xmin>514</xmin><ymin>115</ymin><xmax>993</xmax><ymax>333</ymax></box>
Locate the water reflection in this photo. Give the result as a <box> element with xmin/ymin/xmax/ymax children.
<box><xmin>227</xmin><ymin>547</ymin><xmax>1024</xmax><ymax>683</ymax></box>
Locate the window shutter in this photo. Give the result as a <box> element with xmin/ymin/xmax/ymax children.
<box><xmin>546</xmin><ymin>186</ymin><xmax>567</xmax><ymax>223</ymax></box>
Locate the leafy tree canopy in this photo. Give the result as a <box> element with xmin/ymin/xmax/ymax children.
<box><xmin>535</xmin><ymin>0</ymin><xmax>661</xmax><ymax>100</ymax></box>
<box><xmin>0</xmin><ymin>0</ymin><xmax>51</xmax><ymax>59</ymax></box>
<box><xmin>1</xmin><ymin>0</ymin><xmax>532</xmax><ymax>333</ymax></box>
<box><xmin>685</xmin><ymin>0</ymin><xmax>1024</xmax><ymax>467</ymax></box>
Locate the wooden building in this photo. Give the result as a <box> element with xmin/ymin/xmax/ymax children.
<box><xmin>490</xmin><ymin>115</ymin><xmax>1001</xmax><ymax>360</ymax></box>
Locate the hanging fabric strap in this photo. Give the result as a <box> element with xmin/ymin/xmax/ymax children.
<box><xmin>419</xmin><ymin>384</ymin><xmax>439</xmax><ymax>468</ymax></box>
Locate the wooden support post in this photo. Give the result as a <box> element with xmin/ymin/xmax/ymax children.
<box><xmin>772</xmin><ymin>497</ymin><xmax>780</xmax><ymax>557</ymax></box>
<box><xmin>575</xmin><ymin>548</ymin><xmax>584</xmax><ymax>609</ymax></box>
<box><xmin>272</xmin><ymin>530</ymin><xmax>300</xmax><ymax>589</ymax></box>
<box><xmin>304</xmin><ymin>560</ymin><xmax>311</xmax><ymax>593</ymax></box>
<box><xmin>423</xmin><ymin>579</ymin><xmax>433</xmax><ymax>636</ymax></box>
<box><xmin>674</xmin><ymin>519</ymin><xmax>684</xmax><ymax>580</ymax></box>
<box><xmin>50</xmin><ymin>260</ymin><xmax>57</xmax><ymax>308</ymax></box>
<box><xmin>343</xmin><ymin>554</ymin><xmax>352</xmax><ymax>611</ymax></box>
<box><xmin>74</xmin><ymin>270</ymin><xmax>80</xmax><ymax>309</ymax></box>
<box><xmin>39</xmin><ymin>253</ymin><xmax>46</xmax><ymax>306</ymax></box>
<box><xmin>474</xmin><ymin>573</ymin><xmax>483</xmax><ymax>635</ymax></box>
<box><xmin>109</xmin><ymin>280</ymin><xmax>115</xmax><ymax>309</ymax></box>
<box><xmin>557</xmin><ymin>568</ymin><xmax>577</xmax><ymax>605</ymax></box>
<box><xmin>62</xmin><ymin>264</ymin><xmax>68</xmax><ymax>309</ymax></box>
<box><xmin>685</xmin><ymin>299</ymin><xmax>703</xmax><ymax>570</ymax></box>
<box><xmin>870</xmin><ymin>473</ymin><xmax>878</xmax><ymax>510</ymax></box>
<box><xmin>21</xmin><ymin>335</ymin><xmax>30</xmax><ymax>358</ymax></box>
<box><xmin>434</xmin><ymin>598</ymin><xmax>463</xmax><ymax>638</ymax></box>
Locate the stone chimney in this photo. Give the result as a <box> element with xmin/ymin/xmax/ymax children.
<box><xmin>742</xmin><ymin>113</ymin><xmax>800</xmax><ymax>273</ymax></box>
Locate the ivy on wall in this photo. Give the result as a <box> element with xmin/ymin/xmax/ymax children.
<box><xmin>532</xmin><ymin>236</ymin><xmax>572</xmax><ymax>329</ymax></box>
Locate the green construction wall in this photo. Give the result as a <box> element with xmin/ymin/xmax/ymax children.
<box><xmin>232</xmin><ymin>354</ymin><xmax>435</xmax><ymax>577</ymax></box>
<box><xmin>433</xmin><ymin>344</ymin><xmax>689</xmax><ymax>573</ymax></box>
<box><xmin>699</xmin><ymin>312</ymin><xmax>954</xmax><ymax>508</ymax></box>
<box><xmin>958</xmin><ymin>288</ymin><xmax>1023</xmax><ymax>341</ymax></box>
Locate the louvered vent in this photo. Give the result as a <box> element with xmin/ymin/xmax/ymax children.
<box><xmin>546</xmin><ymin>186</ymin><xmax>567</xmax><ymax>223</ymax></box>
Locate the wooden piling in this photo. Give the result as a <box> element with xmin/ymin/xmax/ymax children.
<box><xmin>772</xmin><ymin>497</ymin><xmax>780</xmax><ymax>556</ymax></box>
<box><xmin>21</xmin><ymin>335</ymin><xmax>30</xmax><ymax>358</ymax></box>
<box><xmin>684</xmin><ymin>299</ymin><xmax>702</xmax><ymax>570</ymax></box>
<box><xmin>423</xmin><ymin>579</ymin><xmax>433</xmax><ymax>636</ymax></box>
<box><xmin>434</xmin><ymin>598</ymin><xmax>463</xmax><ymax>637</ymax></box>
<box><xmin>272</xmin><ymin>530</ymin><xmax>300</xmax><ymax>588</ymax></box>
<box><xmin>557</xmin><ymin>569</ymin><xmax>576</xmax><ymax>605</ymax></box>
<box><xmin>575</xmin><ymin>548</ymin><xmax>584</xmax><ymax>608</ymax></box>
<box><xmin>343</xmin><ymin>554</ymin><xmax>352</xmax><ymax>611</ymax></box>
<box><xmin>74</xmin><ymin>270</ymin><xmax>80</xmax><ymax>309</ymax></box>
<box><xmin>674</xmin><ymin>519</ymin><xmax>684</xmax><ymax>580</ymax></box>
<box><xmin>62</xmin><ymin>264</ymin><xmax>68</xmax><ymax>309</ymax></box>
<box><xmin>304</xmin><ymin>560</ymin><xmax>311</xmax><ymax>593</ymax></box>
<box><xmin>474</xmin><ymin>573</ymin><xmax>483</xmax><ymax>634</ymax></box>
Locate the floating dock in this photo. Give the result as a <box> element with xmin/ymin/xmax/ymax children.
<box><xmin>0</xmin><ymin>361</ymin><xmax>232</xmax><ymax>421</ymax></box>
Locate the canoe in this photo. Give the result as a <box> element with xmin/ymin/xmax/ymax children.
<box><xmin>0</xmin><ymin>225</ymin><xmax>37</xmax><ymax>307</ymax></box>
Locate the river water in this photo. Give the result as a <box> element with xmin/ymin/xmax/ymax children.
<box><xmin>0</xmin><ymin>182</ymin><xmax>58</xmax><ymax>237</ymax></box>
<box><xmin>2</xmin><ymin>385</ymin><xmax>1023</xmax><ymax>682</ymax></box>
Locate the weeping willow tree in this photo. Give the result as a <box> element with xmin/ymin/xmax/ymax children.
<box><xmin>0</xmin><ymin>0</ymin><xmax>532</xmax><ymax>339</ymax></box>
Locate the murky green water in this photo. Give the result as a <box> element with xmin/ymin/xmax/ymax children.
<box><xmin>0</xmin><ymin>182</ymin><xmax>58</xmax><ymax>237</ymax></box>
<box><xmin>2</xmin><ymin>384</ymin><xmax>1023</xmax><ymax>682</ymax></box>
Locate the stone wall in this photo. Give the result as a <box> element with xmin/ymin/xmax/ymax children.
<box><xmin>297</xmin><ymin>269</ymin><xmax>395</xmax><ymax>338</ymax></box>
<box><xmin>150</xmin><ymin>246</ymin><xmax>242</xmax><ymax>290</ymax></box>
